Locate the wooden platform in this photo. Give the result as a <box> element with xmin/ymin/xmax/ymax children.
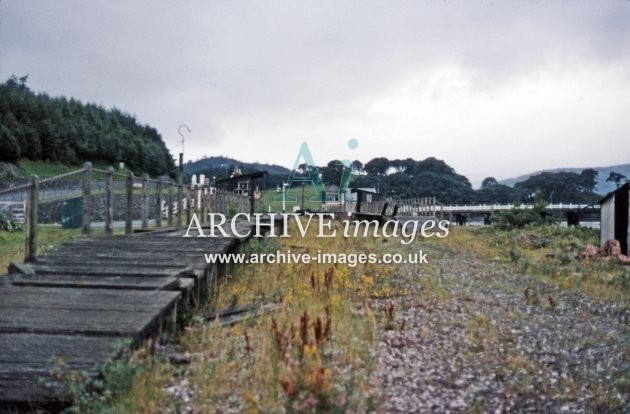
<box><xmin>0</xmin><ymin>220</ymin><xmax>263</xmax><ymax>409</ymax></box>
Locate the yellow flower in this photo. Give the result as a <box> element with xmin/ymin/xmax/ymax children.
<box><xmin>303</xmin><ymin>344</ymin><xmax>318</xmax><ymax>357</ymax></box>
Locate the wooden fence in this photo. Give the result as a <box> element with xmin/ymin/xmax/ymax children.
<box><xmin>0</xmin><ymin>162</ymin><xmax>262</xmax><ymax>262</ymax></box>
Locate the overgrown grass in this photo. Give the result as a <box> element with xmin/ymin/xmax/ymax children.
<box><xmin>54</xmin><ymin>344</ymin><xmax>175</xmax><ymax>414</ymax></box>
<box><xmin>14</xmin><ymin>158</ymin><xmax>130</xmax><ymax>179</ymax></box>
<box><xmin>16</xmin><ymin>159</ymin><xmax>80</xmax><ymax>178</ymax></box>
<box><xmin>56</xmin><ymin>218</ymin><xmax>410</xmax><ymax>412</ymax></box>
<box><xmin>0</xmin><ymin>226</ymin><xmax>81</xmax><ymax>271</ymax></box>
<box><xmin>260</xmin><ymin>186</ymin><xmax>335</xmax><ymax>213</ymax></box>
<box><xmin>177</xmin><ymin>218</ymin><xmax>407</xmax><ymax>412</ymax></box>
<box><xmin>434</xmin><ymin>225</ymin><xmax>630</xmax><ymax>302</ymax></box>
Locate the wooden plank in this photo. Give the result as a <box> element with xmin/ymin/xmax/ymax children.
<box><xmin>0</xmin><ymin>286</ymin><xmax>180</xmax><ymax>338</ymax></box>
<box><xmin>0</xmin><ymin>332</ymin><xmax>123</xmax><ymax>367</ymax></box>
<box><xmin>32</xmin><ymin>257</ymin><xmax>210</xmax><ymax>272</ymax></box>
<box><xmin>0</xmin><ymin>286</ymin><xmax>179</xmax><ymax>311</ymax></box>
<box><xmin>0</xmin><ymin>309</ymin><xmax>162</xmax><ymax>336</ymax></box>
<box><xmin>29</xmin><ymin>265</ymin><xmax>192</xmax><ymax>278</ymax></box>
<box><xmin>40</xmin><ymin>241</ymin><xmax>232</xmax><ymax>253</ymax></box>
<box><xmin>34</xmin><ymin>256</ymin><xmax>202</xmax><ymax>267</ymax></box>
<box><xmin>0</xmin><ymin>333</ymin><xmax>123</xmax><ymax>405</ymax></box>
<box><xmin>51</xmin><ymin>242</ymin><xmax>236</xmax><ymax>253</ymax></box>
<box><xmin>10</xmin><ymin>274</ymin><xmax>179</xmax><ymax>291</ymax></box>
<box><xmin>57</xmin><ymin>236</ymin><xmax>236</xmax><ymax>246</ymax></box>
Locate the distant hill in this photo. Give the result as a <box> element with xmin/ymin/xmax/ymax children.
<box><xmin>184</xmin><ymin>156</ymin><xmax>291</xmax><ymax>177</ymax></box>
<box><xmin>501</xmin><ymin>163</ymin><xmax>630</xmax><ymax>195</ymax></box>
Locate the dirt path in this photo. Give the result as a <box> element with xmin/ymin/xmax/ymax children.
<box><xmin>372</xmin><ymin>243</ymin><xmax>629</xmax><ymax>413</ymax></box>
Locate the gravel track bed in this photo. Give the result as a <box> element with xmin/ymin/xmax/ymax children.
<box><xmin>372</xmin><ymin>243</ymin><xmax>629</xmax><ymax>413</ymax></box>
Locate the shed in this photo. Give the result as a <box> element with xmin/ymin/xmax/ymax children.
<box><xmin>600</xmin><ymin>183</ymin><xmax>630</xmax><ymax>256</ymax></box>
<box><xmin>350</xmin><ymin>188</ymin><xmax>383</xmax><ymax>203</ymax></box>
<box><xmin>325</xmin><ymin>184</ymin><xmax>340</xmax><ymax>202</ymax></box>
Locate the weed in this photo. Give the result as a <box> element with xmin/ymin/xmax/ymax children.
<box><xmin>180</xmin><ymin>218</ymin><xmax>392</xmax><ymax>411</ymax></box>
<box><xmin>56</xmin><ymin>343</ymin><xmax>174</xmax><ymax>413</ymax></box>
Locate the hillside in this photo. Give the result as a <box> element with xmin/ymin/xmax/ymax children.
<box><xmin>184</xmin><ymin>153</ymin><xmax>609</xmax><ymax>204</ymax></box>
<box><xmin>184</xmin><ymin>156</ymin><xmax>291</xmax><ymax>177</ymax></box>
<box><xmin>0</xmin><ymin>75</ymin><xmax>176</xmax><ymax>177</ymax></box>
<box><xmin>501</xmin><ymin>163</ymin><xmax>630</xmax><ymax>195</ymax></box>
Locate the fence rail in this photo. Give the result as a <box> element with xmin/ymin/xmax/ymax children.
<box><xmin>1</xmin><ymin>162</ymin><xmax>262</xmax><ymax>262</ymax></box>
<box><xmin>352</xmin><ymin>196</ymin><xmax>448</xmax><ymax>219</ymax></box>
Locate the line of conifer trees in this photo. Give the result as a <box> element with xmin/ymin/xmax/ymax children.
<box><xmin>0</xmin><ymin>75</ymin><xmax>176</xmax><ymax>177</ymax></box>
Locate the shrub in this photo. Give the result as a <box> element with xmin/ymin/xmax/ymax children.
<box><xmin>493</xmin><ymin>202</ymin><xmax>552</xmax><ymax>230</ymax></box>
<box><xmin>0</xmin><ymin>214</ymin><xmax>21</xmax><ymax>232</ymax></box>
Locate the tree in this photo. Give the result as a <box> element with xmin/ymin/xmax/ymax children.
<box><xmin>606</xmin><ymin>171</ymin><xmax>627</xmax><ymax>188</ymax></box>
<box><xmin>476</xmin><ymin>183</ymin><xmax>525</xmax><ymax>204</ymax></box>
<box><xmin>481</xmin><ymin>177</ymin><xmax>498</xmax><ymax>189</ymax></box>
<box><xmin>0</xmin><ymin>124</ymin><xmax>21</xmax><ymax>162</ymax></box>
<box><xmin>0</xmin><ymin>76</ymin><xmax>177</xmax><ymax>177</ymax></box>
<box><xmin>514</xmin><ymin>170</ymin><xmax>599</xmax><ymax>204</ymax></box>
<box><xmin>321</xmin><ymin>160</ymin><xmax>344</xmax><ymax>185</ymax></box>
<box><xmin>578</xmin><ymin>169</ymin><xmax>598</xmax><ymax>194</ymax></box>
<box><xmin>390</xmin><ymin>159</ymin><xmax>405</xmax><ymax>173</ymax></box>
<box><xmin>364</xmin><ymin>157</ymin><xmax>389</xmax><ymax>176</ymax></box>
<box><xmin>410</xmin><ymin>157</ymin><xmax>455</xmax><ymax>176</ymax></box>
<box><xmin>351</xmin><ymin>160</ymin><xmax>363</xmax><ymax>174</ymax></box>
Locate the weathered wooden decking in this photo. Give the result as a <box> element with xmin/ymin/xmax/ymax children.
<box><xmin>0</xmin><ymin>220</ymin><xmax>258</xmax><ymax>410</ymax></box>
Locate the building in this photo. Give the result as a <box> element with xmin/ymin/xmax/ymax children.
<box><xmin>348</xmin><ymin>187</ymin><xmax>379</xmax><ymax>203</ymax></box>
<box><xmin>325</xmin><ymin>184</ymin><xmax>340</xmax><ymax>202</ymax></box>
<box><xmin>600</xmin><ymin>183</ymin><xmax>629</xmax><ymax>256</ymax></box>
<box><xmin>215</xmin><ymin>171</ymin><xmax>267</xmax><ymax>197</ymax></box>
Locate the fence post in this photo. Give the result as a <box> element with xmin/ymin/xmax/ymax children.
<box><xmin>105</xmin><ymin>167</ymin><xmax>114</xmax><ymax>235</ymax></box>
<box><xmin>24</xmin><ymin>176</ymin><xmax>39</xmax><ymax>262</ymax></box>
<box><xmin>156</xmin><ymin>178</ymin><xmax>162</xmax><ymax>228</ymax></box>
<box><xmin>207</xmin><ymin>188</ymin><xmax>212</xmax><ymax>221</ymax></box>
<box><xmin>82</xmin><ymin>162</ymin><xmax>92</xmax><ymax>234</ymax></box>
<box><xmin>141</xmin><ymin>173</ymin><xmax>149</xmax><ymax>230</ymax></box>
<box><xmin>125</xmin><ymin>171</ymin><xmax>134</xmax><ymax>234</ymax></box>
<box><xmin>177</xmin><ymin>184</ymin><xmax>183</xmax><ymax>227</ymax></box>
<box><xmin>168</xmin><ymin>179</ymin><xmax>174</xmax><ymax>226</ymax></box>
<box><xmin>185</xmin><ymin>187</ymin><xmax>192</xmax><ymax>225</ymax></box>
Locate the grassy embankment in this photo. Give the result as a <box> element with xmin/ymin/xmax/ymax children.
<box><xmin>14</xmin><ymin>159</ymin><xmax>81</xmax><ymax>177</ymax></box>
<box><xmin>0</xmin><ymin>227</ymin><xmax>82</xmax><ymax>271</ymax></box>
<box><xmin>260</xmin><ymin>186</ymin><xmax>339</xmax><ymax>213</ymax></box>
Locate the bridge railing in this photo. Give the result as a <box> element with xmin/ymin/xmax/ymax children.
<box><xmin>440</xmin><ymin>203</ymin><xmax>600</xmax><ymax>212</ymax></box>
<box><xmin>0</xmin><ymin>162</ymin><xmax>262</xmax><ymax>263</ymax></box>
<box><xmin>350</xmin><ymin>196</ymin><xmax>450</xmax><ymax>220</ymax></box>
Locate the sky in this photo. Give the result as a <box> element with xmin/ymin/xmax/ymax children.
<box><xmin>1</xmin><ymin>1</ymin><xmax>629</xmax><ymax>188</ymax></box>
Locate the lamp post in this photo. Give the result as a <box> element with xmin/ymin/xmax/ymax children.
<box><xmin>176</xmin><ymin>125</ymin><xmax>190</xmax><ymax>227</ymax></box>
